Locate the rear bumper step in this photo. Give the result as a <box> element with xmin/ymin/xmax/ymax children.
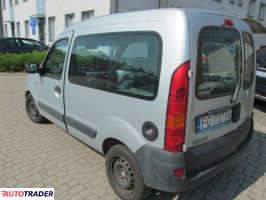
<box><xmin>135</xmin><ymin>118</ymin><xmax>253</xmax><ymax>193</ymax></box>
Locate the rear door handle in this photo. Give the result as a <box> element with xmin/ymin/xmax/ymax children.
<box><xmin>55</xmin><ymin>86</ymin><xmax>61</xmax><ymax>94</ymax></box>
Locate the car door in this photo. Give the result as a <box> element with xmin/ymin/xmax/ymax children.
<box><xmin>185</xmin><ymin>13</ymin><xmax>250</xmax><ymax>150</ymax></box>
<box><xmin>36</xmin><ymin>31</ymin><xmax>73</xmax><ymax>130</ymax></box>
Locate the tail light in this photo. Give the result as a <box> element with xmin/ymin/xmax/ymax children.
<box><xmin>223</xmin><ymin>19</ymin><xmax>234</xmax><ymax>27</ymax></box>
<box><xmin>164</xmin><ymin>61</ymin><xmax>190</xmax><ymax>152</ymax></box>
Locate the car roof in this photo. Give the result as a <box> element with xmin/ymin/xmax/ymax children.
<box><xmin>62</xmin><ymin>8</ymin><xmax>245</xmax><ymax>33</ymax></box>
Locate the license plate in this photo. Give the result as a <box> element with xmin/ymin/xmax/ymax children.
<box><xmin>256</xmin><ymin>70</ymin><xmax>266</xmax><ymax>78</ymax></box>
<box><xmin>196</xmin><ymin>109</ymin><xmax>232</xmax><ymax>132</ymax></box>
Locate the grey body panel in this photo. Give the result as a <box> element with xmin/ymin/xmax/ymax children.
<box><xmin>135</xmin><ymin>118</ymin><xmax>253</xmax><ymax>192</ymax></box>
<box><xmin>62</xmin><ymin>9</ymin><xmax>191</xmax><ymax>153</ymax></box>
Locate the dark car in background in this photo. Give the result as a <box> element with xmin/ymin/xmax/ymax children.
<box><xmin>0</xmin><ymin>37</ymin><xmax>48</xmax><ymax>53</ymax></box>
<box><xmin>255</xmin><ymin>46</ymin><xmax>266</xmax><ymax>102</ymax></box>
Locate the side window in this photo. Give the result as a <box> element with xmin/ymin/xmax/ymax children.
<box><xmin>43</xmin><ymin>39</ymin><xmax>69</xmax><ymax>80</ymax></box>
<box><xmin>243</xmin><ymin>32</ymin><xmax>255</xmax><ymax>89</ymax></box>
<box><xmin>20</xmin><ymin>39</ymin><xmax>35</xmax><ymax>48</ymax></box>
<box><xmin>21</xmin><ymin>39</ymin><xmax>45</xmax><ymax>50</ymax></box>
<box><xmin>5</xmin><ymin>39</ymin><xmax>19</xmax><ymax>47</ymax></box>
<box><xmin>68</xmin><ymin>32</ymin><xmax>162</xmax><ymax>100</ymax></box>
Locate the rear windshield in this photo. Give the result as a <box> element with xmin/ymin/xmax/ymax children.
<box><xmin>197</xmin><ymin>27</ymin><xmax>241</xmax><ymax>99</ymax></box>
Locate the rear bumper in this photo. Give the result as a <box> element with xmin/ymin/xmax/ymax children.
<box><xmin>135</xmin><ymin>118</ymin><xmax>253</xmax><ymax>193</ymax></box>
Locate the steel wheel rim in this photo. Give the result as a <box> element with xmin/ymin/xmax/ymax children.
<box><xmin>29</xmin><ymin>100</ymin><xmax>38</xmax><ymax>116</ymax></box>
<box><xmin>111</xmin><ymin>155</ymin><xmax>135</xmax><ymax>192</ymax></box>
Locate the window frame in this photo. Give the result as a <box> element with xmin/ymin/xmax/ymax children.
<box><xmin>258</xmin><ymin>3</ymin><xmax>266</xmax><ymax>21</ymax></box>
<box><xmin>238</xmin><ymin>0</ymin><xmax>243</xmax><ymax>6</ymax></box>
<box><xmin>3</xmin><ymin>0</ymin><xmax>6</xmax><ymax>10</ymax></box>
<box><xmin>229</xmin><ymin>0</ymin><xmax>236</xmax><ymax>5</ymax></box>
<box><xmin>65</xmin><ymin>13</ymin><xmax>75</xmax><ymax>28</ymax></box>
<box><xmin>24</xmin><ymin>20</ymin><xmax>29</xmax><ymax>38</ymax></box>
<box><xmin>242</xmin><ymin>31</ymin><xmax>255</xmax><ymax>89</ymax></box>
<box><xmin>68</xmin><ymin>31</ymin><xmax>163</xmax><ymax>101</ymax></box>
<box><xmin>81</xmin><ymin>10</ymin><xmax>94</xmax><ymax>21</ymax></box>
<box><xmin>196</xmin><ymin>26</ymin><xmax>242</xmax><ymax>100</ymax></box>
<box><xmin>48</xmin><ymin>16</ymin><xmax>56</xmax><ymax>42</ymax></box>
<box><xmin>16</xmin><ymin>22</ymin><xmax>20</xmax><ymax>37</ymax></box>
<box><xmin>248</xmin><ymin>0</ymin><xmax>256</xmax><ymax>17</ymax></box>
<box><xmin>42</xmin><ymin>38</ymin><xmax>69</xmax><ymax>80</ymax></box>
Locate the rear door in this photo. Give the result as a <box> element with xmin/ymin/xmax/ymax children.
<box><xmin>185</xmin><ymin>12</ymin><xmax>252</xmax><ymax>149</ymax></box>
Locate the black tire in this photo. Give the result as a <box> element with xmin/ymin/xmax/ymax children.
<box><xmin>105</xmin><ymin>144</ymin><xmax>151</xmax><ymax>200</ymax></box>
<box><xmin>25</xmin><ymin>94</ymin><xmax>46</xmax><ymax>124</ymax></box>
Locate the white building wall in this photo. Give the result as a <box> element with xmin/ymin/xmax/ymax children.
<box><xmin>170</xmin><ymin>0</ymin><xmax>266</xmax><ymax>26</ymax></box>
<box><xmin>115</xmin><ymin>0</ymin><xmax>160</xmax><ymax>12</ymax></box>
<box><xmin>45</xmin><ymin>0</ymin><xmax>111</xmax><ymax>44</ymax></box>
<box><xmin>13</xmin><ymin>0</ymin><xmax>38</xmax><ymax>40</ymax></box>
<box><xmin>1</xmin><ymin>0</ymin><xmax>266</xmax><ymax>48</ymax></box>
<box><xmin>114</xmin><ymin>0</ymin><xmax>266</xmax><ymax>49</ymax></box>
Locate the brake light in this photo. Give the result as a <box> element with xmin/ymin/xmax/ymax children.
<box><xmin>174</xmin><ymin>169</ymin><xmax>185</xmax><ymax>177</ymax></box>
<box><xmin>223</xmin><ymin>19</ymin><xmax>234</xmax><ymax>27</ymax></box>
<box><xmin>164</xmin><ymin>61</ymin><xmax>190</xmax><ymax>152</ymax></box>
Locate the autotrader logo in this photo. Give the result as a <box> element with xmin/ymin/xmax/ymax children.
<box><xmin>0</xmin><ymin>188</ymin><xmax>54</xmax><ymax>200</ymax></box>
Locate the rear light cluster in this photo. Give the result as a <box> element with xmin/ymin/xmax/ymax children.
<box><xmin>164</xmin><ymin>61</ymin><xmax>190</xmax><ymax>153</ymax></box>
<box><xmin>223</xmin><ymin>18</ymin><xmax>234</xmax><ymax>27</ymax></box>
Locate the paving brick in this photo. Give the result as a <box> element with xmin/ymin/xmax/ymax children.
<box><xmin>1</xmin><ymin>73</ymin><xmax>266</xmax><ymax>200</ymax></box>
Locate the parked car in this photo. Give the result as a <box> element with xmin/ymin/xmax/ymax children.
<box><xmin>255</xmin><ymin>46</ymin><xmax>266</xmax><ymax>101</ymax></box>
<box><xmin>25</xmin><ymin>9</ymin><xmax>255</xmax><ymax>200</ymax></box>
<box><xmin>0</xmin><ymin>37</ymin><xmax>48</xmax><ymax>53</ymax></box>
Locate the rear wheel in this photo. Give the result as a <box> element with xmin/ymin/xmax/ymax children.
<box><xmin>105</xmin><ymin>144</ymin><xmax>151</xmax><ymax>200</ymax></box>
<box><xmin>26</xmin><ymin>94</ymin><xmax>46</xmax><ymax>124</ymax></box>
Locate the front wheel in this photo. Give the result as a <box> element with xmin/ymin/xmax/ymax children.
<box><xmin>105</xmin><ymin>145</ymin><xmax>151</xmax><ymax>200</ymax></box>
<box><xmin>25</xmin><ymin>94</ymin><xmax>46</xmax><ymax>124</ymax></box>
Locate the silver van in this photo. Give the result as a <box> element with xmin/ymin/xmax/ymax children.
<box><xmin>25</xmin><ymin>9</ymin><xmax>255</xmax><ymax>200</ymax></box>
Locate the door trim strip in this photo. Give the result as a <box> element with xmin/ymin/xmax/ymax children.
<box><xmin>37</xmin><ymin>101</ymin><xmax>64</xmax><ymax>123</ymax></box>
<box><xmin>65</xmin><ymin>115</ymin><xmax>97</xmax><ymax>139</ymax></box>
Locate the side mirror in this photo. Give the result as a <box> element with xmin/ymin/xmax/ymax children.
<box><xmin>26</xmin><ymin>64</ymin><xmax>39</xmax><ymax>74</ymax></box>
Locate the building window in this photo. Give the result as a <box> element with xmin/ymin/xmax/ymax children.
<box><xmin>3</xmin><ymin>0</ymin><xmax>6</xmax><ymax>10</ymax></box>
<box><xmin>16</xmin><ymin>22</ymin><xmax>20</xmax><ymax>37</ymax></box>
<box><xmin>9</xmin><ymin>0</ymin><xmax>13</xmax><ymax>7</ymax></box>
<box><xmin>25</xmin><ymin>20</ymin><xmax>29</xmax><ymax>37</ymax></box>
<box><xmin>238</xmin><ymin>0</ymin><xmax>243</xmax><ymax>6</ymax></box>
<box><xmin>15</xmin><ymin>0</ymin><xmax>19</xmax><ymax>5</ymax></box>
<box><xmin>4</xmin><ymin>24</ymin><xmax>8</xmax><ymax>36</ymax></box>
<box><xmin>65</xmin><ymin>13</ymin><xmax>75</xmax><ymax>28</ymax></box>
<box><xmin>81</xmin><ymin>10</ymin><xmax>94</xmax><ymax>21</ymax></box>
<box><xmin>258</xmin><ymin>3</ymin><xmax>266</xmax><ymax>21</ymax></box>
<box><xmin>229</xmin><ymin>0</ymin><xmax>235</xmax><ymax>4</ymax></box>
<box><xmin>213</xmin><ymin>0</ymin><xmax>222</xmax><ymax>2</ymax></box>
<box><xmin>248</xmin><ymin>0</ymin><xmax>256</xmax><ymax>17</ymax></box>
<box><xmin>48</xmin><ymin>17</ymin><xmax>56</xmax><ymax>42</ymax></box>
<box><xmin>23</xmin><ymin>0</ymin><xmax>28</xmax><ymax>2</ymax></box>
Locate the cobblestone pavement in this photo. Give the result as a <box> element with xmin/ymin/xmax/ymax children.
<box><xmin>0</xmin><ymin>73</ymin><xmax>266</xmax><ymax>200</ymax></box>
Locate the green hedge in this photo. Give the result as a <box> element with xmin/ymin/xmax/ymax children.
<box><xmin>0</xmin><ymin>51</ymin><xmax>47</xmax><ymax>72</ymax></box>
